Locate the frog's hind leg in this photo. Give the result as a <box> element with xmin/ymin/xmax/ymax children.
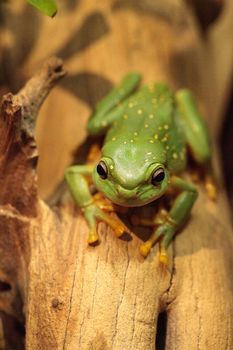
<box><xmin>175</xmin><ymin>89</ymin><xmax>217</xmax><ymax>199</ymax></box>
<box><xmin>87</xmin><ymin>73</ymin><xmax>141</xmax><ymax>135</ymax></box>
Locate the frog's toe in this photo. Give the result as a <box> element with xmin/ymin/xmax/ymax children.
<box><xmin>159</xmin><ymin>248</ymin><xmax>169</xmax><ymax>266</ymax></box>
<box><xmin>113</xmin><ymin>221</ymin><xmax>130</xmax><ymax>238</ymax></box>
<box><xmin>139</xmin><ymin>241</ymin><xmax>152</xmax><ymax>258</ymax></box>
<box><xmin>87</xmin><ymin>231</ymin><xmax>99</xmax><ymax>245</ymax></box>
<box><xmin>205</xmin><ymin>181</ymin><xmax>217</xmax><ymax>201</ymax></box>
<box><xmin>100</xmin><ymin>213</ymin><xmax>131</xmax><ymax>238</ymax></box>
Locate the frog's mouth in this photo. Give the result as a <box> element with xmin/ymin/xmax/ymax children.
<box><xmin>102</xmin><ymin>188</ymin><xmax>164</xmax><ymax>207</ymax></box>
<box><xmin>93</xmin><ymin>170</ymin><xmax>168</xmax><ymax>207</ymax></box>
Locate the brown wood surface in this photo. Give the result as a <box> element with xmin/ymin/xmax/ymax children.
<box><xmin>0</xmin><ymin>0</ymin><xmax>232</xmax><ymax>349</ymax></box>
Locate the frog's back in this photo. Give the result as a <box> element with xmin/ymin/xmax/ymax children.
<box><xmin>105</xmin><ymin>83</ymin><xmax>187</xmax><ymax>173</ymax></box>
<box><xmin>106</xmin><ymin>83</ymin><xmax>173</xmax><ymax>140</ymax></box>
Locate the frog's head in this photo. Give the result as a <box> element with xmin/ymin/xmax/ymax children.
<box><xmin>92</xmin><ymin>140</ymin><xmax>169</xmax><ymax>207</ymax></box>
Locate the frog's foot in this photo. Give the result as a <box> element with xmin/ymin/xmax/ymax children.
<box><xmin>139</xmin><ymin>222</ymin><xmax>175</xmax><ymax>259</ymax></box>
<box><xmin>159</xmin><ymin>247</ymin><xmax>169</xmax><ymax>266</ymax></box>
<box><xmin>139</xmin><ymin>241</ymin><xmax>153</xmax><ymax>257</ymax></box>
<box><xmin>139</xmin><ymin>241</ymin><xmax>169</xmax><ymax>263</ymax></box>
<box><xmin>205</xmin><ymin>175</ymin><xmax>217</xmax><ymax>201</ymax></box>
<box><xmin>105</xmin><ymin>214</ymin><xmax>131</xmax><ymax>238</ymax></box>
<box><xmin>158</xmin><ymin>248</ymin><xmax>169</xmax><ymax>277</ymax></box>
<box><xmin>189</xmin><ymin>168</ymin><xmax>217</xmax><ymax>200</ymax></box>
<box><xmin>87</xmin><ymin>230</ymin><xmax>100</xmax><ymax>245</ymax></box>
<box><xmin>84</xmin><ymin>203</ymin><xmax>131</xmax><ymax>244</ymax></box>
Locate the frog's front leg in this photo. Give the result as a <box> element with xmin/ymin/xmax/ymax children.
<box><xmin>140</xmin><ymin>176</ymin><xmax>198</xmax><ymax>264</ymax></box>
<box><xmin>65</xmin><ymin>165</ymin><xmax>130</xmax><ymax>244</ymax></box>
<box><xmin>176</xmin><ymin>89</ymin><xmax>217</xmax><ymax>200</ymax></box>
<box><xmin>87</xmin><ymin>73</ymin><xmax>141</xmax><ymax>135</ymax></box>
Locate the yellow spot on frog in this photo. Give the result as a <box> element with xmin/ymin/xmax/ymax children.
<box><xmin>145</xmin><ymin>124</ymin><xmax>149</xmax><ymax>128</ymax></box>
<box><xmin>102</xmin><ymin>121</ymin><xmax>107</xmax><ymax>126</ymax></box>
<box><xmin>130</xmin><ymin>139</ymin><xmax>134</xmax><ymax>143</ymax></box>
<box><xmin>164</xmin><ymin>125</ymin><xmax>169</xmax><ymax>130</ymax></box>
<box><xmin>112</xmin><ymin>137</ymin><xmax>116</xmax><ymax>141</ymax></box>
<box><xmin>166</xmin><ymin>145</ymin><xmax>169</xmax><ymax>150</ymax></box>
<box><xmin>147</xmin><ymin>152</ymin><xmax>152</xmax><ymax>155</ymax></box>
<box><xmin>162</xmin><ymin>136</ymin><xmax>168</xmax><ymax>142</ymax></box>
<box><xmin>110</xmin><ymin>165</ymin><xmax>114</xmax><ymax>170</ymax></box>
<box><xmin>124</xmin><ymin>141</ymin><xmax>127</xmax><ymax>144</ymax></box>
<box><xmin>134</xmin><ymin>132</ymin><xmax>138</xmax><ymax>136</ymax></box>
<box><xmin>128</xmin><ymin>102</ymin><xmax>134</xmax><ymax>108</ymax></box>
<box><xmin>172</xmin><ymin>153</ymin><xmax>178</xmax><ymax>159</ymax></box>
<box><xmin>154</xmin><ymin>134</ymin><xmax>158</xmax><ymax>140</ymax></box>
<box><xmin>149</xmin><ymin>140</ymin><xmax>154</xmax><ymax>143</ymax></box>
<box><xmin>123</xmin><ymin>114</ymin><xmax>128</xmax><ymax>119</ymax></box>
<box><xmin>149</xmin><ymin>114</ymin><xmax>154</xmax><ymax>119</ymax></box>
<box><xmin>158</xmin><ymin>126</ymin><xmax>162</xmax><ymax>131</ymax></box>
<box><xmin>137</xmin><ymin>109</ymin><xmax>143</xmax><ymax>115</ymax></box>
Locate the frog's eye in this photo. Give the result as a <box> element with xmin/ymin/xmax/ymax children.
<box><xmin>151</xmin><ymin>167</ymin><xmax>165</xmax><ymax>185</ymax></box>
<box><xmin>97</xmin><ymin>161</ymin><xmax>108</xmax><ymax>179</ymax></box>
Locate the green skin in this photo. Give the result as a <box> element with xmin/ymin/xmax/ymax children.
<box><xmin>65</xmin><ymin>73</ymin><xmax>211</xmax><ymax>260</ymax></box>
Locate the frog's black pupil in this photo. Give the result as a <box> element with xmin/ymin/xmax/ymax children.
<box><xmin>152</xmin><ymin>168</ymin><xmax>165</xmax><ymax>185</ymax></box>
<box><xmin>97</xmin><ymin>161</ymin><xmax>108</xmax><ymax>179</ymax></box>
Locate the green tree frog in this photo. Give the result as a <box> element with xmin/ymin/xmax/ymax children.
<box><xmin>65</xmin><ymin>73</ymin><xmax>215</xmax><ymax>263</ymax></box>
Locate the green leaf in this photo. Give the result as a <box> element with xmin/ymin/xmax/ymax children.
<box><xmin>27</xmin><ymin>0</ymin><xmax>57</xmax><ymax>17</ymax></box>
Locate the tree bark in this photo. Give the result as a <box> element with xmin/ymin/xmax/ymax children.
<box><xmin>0</xmin><ymin>1</ymin><xmax>232</xmax><ymax>349</ymax></box>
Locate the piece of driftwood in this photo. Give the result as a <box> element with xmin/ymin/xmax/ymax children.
<box><xmin>0</xmin><ymin>1</ymin><xmax>233</xmax><ymax>349</ymax></box>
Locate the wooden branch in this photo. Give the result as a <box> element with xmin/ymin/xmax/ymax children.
<box><xmin>0</xmin><ymin>57</ymin><xmax>65</xmax><ymax>322</ymax></box>
<box><xmin>0</xmin><ymin>1</ymin><xmax>232</xmax><ymax>349</ymax></box>
<box><xmin>0</xmin><ymin>57</ymin><xmax>65</xmax><ymax>215</ymax></box>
